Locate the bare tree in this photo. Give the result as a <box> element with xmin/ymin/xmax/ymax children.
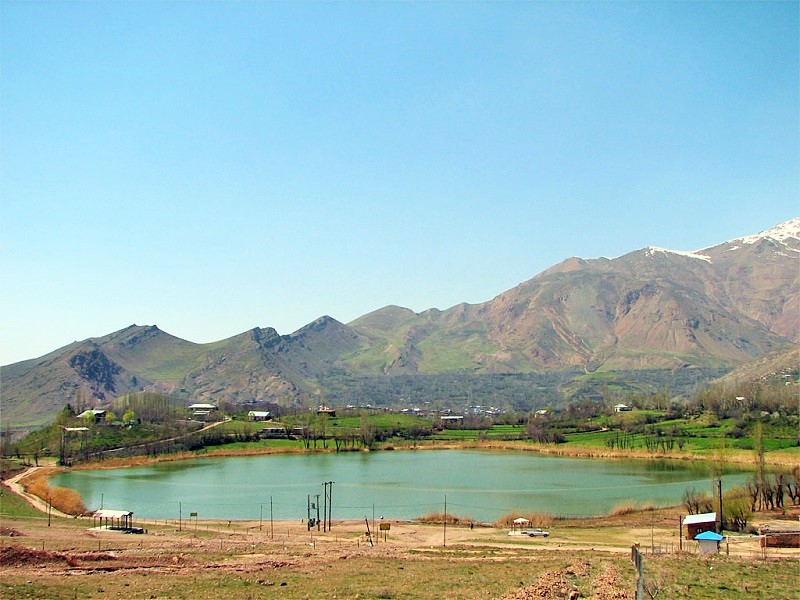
<box><xmin>359</xmin><ymin>415</ymin><xmax>377</xmax><ymax>449</ymax></box>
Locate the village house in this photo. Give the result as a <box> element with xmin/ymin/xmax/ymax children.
<box><xmin>683</xmin><ymin>512</ymin><xmax>718</xmax><ymax>539</ymax></box>
<box><xmin>247</xmin><ymin>410</ymin><xmax>271</xmax><ymax>421</ymax></box>
<box><xmin>759</xmin><ymin>521</ymin><xmax>800</xmax><ymax>548</ymax></box>
<box><xmin>317</xmin><ymin>405</ymin><xmax>336</xmax><ymax>418</ymax></box>
<box><xmin>613</xmin><ymin>403</ymin><xmax>632</xmax><ymax>413</ymax></box>
<box><xmin>77</xmin><ymin>409</ymin><xmax>106</xmax><ymax>422</ymax></box>
<box><xmin>187</xmin><ymin>403</ymin><xmax>218</xmax><ymax>420</ymax></box>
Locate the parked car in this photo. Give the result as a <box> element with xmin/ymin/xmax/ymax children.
<box><xmin>522</xmin><ymin>529</ymin><xmax>549</xmax><ymax>537</ymax></box>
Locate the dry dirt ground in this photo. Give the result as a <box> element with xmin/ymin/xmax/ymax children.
<box><xmin>2</xmin><ymin>471</ymin><xmax>798</xmax><ymax>599</ymax></box>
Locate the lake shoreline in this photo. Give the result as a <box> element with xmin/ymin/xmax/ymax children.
<box><xmin>66</xmin><ymin>437</ymin><xmax>796</xmax><ymax>473</ymax></box>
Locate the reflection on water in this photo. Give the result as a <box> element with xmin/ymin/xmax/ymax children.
<box><xmin>52</xmin><ymin>450</ymin><xmax>751</xmax><ymax>522</ymax></box>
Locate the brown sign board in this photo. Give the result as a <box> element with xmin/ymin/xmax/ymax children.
<box><xmin>379</xmin><ymin>523</ymin><xmax>390</xmax><ymax>531</ymax></box>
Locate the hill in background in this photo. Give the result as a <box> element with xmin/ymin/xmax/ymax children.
<box><xmin>2</xmin><ymin>218</ymin><xmax>798</xmax><ymax>427</ymax></box>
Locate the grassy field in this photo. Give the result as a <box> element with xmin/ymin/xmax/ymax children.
<box><xmin>428</xmin><ymin>412</ymin><xmax>799</xmax><ymax>459</ymax></box>
<box><xmin>1</xmin><ymin>493</ymin><xmax>797</xmax><ymax>599</ymax></box>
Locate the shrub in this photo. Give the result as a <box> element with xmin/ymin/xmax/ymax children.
<box><xmin>727</xmin><ymin>426</ymin><xmax>746</xmax><ymax>439</ymax></box>
<box><xmin>22</xmin><ymin>469</ymin><xmax>87</xmax><ymax>515</ymax></box>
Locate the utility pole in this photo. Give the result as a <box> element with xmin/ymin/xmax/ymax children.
<box><xmin>315</xmin><ymin>494</ymin><xmax>321</xmax><ymax>530</ymax></box>
<box><xmin>322</xmin><ymin>481</ymin><xmax>334</xmax><ymax>531</ymax></box>
<box><xmin>443</xmin><ymin>495</ymin><xmax>447</xmax><ymax>547</ymax></box>
<box><xmin>179</xmin><ymin>502</ymin><xmax>182</xmax><ymax>532</ymax></box>
<box><xmin>270</xmin><ymin>496</ymin><xmax>274</xmax><ymax>540</ymax></box>
<box><xmin>718</xmin><ymin>479</ymin><xmax>724</xmax><ymax>534</ymax></box>
<box><xmin>328</xmin><ymin>481</ymin><xmax>333</xmax><ymax>531</ymax></box>
<box><xmin>322</xmin><ymin>484</ymin><xmax>327</xmax><ymax>532</ymax></box>
<box><xmin>260</xmin><ymin>504</ymin><xmax>263</xmax><ymax>530</ymax></box>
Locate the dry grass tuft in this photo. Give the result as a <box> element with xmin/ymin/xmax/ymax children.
<box><xmin>608</xmin><ymin>500</ymin><xmax>656</xmax><ymax>517</ymax></box>
<box><xmin>418</xmin><ymin>512</ymin><xmax>473</xmax><ymax>525</ymax></box>
<box><xmin>21</xmin><ymin>468</ymin><xmax>87</xmax><ymax>515</ymax></box>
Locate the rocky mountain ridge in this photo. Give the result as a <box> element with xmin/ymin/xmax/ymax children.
<box><xmin>2</xmin><ymin>218</ymin><xmax>798</xmax><ymax>426</ymax></box>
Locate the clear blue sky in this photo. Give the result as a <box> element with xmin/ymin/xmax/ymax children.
<box><xmin>1</xmin><ymin>1</ymin><xmax>798</xmax><ymax>366</ymax></box>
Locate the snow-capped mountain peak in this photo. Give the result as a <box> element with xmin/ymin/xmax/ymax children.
<box><xmin>644</xmin><ymin>246</ymin><xmax>712</xmax><ymax>263</ymax></box>
<box><xmin>733</xmin><ymin>217</ymin><xmax>800</xmax><ymax>245</ymax></box>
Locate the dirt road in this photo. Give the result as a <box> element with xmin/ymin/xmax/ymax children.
<box><xmin>3</xmin><ymin>467</ymin><xmax>72</xmax><ymax>517</ymax></box>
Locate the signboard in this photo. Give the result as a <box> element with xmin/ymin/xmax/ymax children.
<box><xmin>379</xmin><ymin>523</ymin><xmax>390</xmax><ymax>531</ymax></box>
<box><xmin>190</xmin><ymin>512</ymin><xmax>198</xmax><ymax>518</ymax></box>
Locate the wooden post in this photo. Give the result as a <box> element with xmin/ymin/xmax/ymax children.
<box><xmin>443</xmin><ymin>495</ymin><xmax>447</xmax><ymax>547</ymax></box>
<box><xmin>365</xmin><ymin>517</ymin><xmax>373</xmax><ymax>546</ymax></box>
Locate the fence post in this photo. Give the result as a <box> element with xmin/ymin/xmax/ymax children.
<box><xmin>631</xmin><ymin>545</ymin><xmax>644</xmax><ymax>600</ymax></box>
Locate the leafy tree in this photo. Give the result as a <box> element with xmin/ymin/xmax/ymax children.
<box><xmin>723</xmin><ymin>487</ymin><xmax>752</xmax><ymax>531</ymax></box>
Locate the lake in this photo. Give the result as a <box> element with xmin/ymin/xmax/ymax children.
<box><xmin>52</xmin><ymin>450</ymin><xmax>751</xmax><ymax>522</ymax></box>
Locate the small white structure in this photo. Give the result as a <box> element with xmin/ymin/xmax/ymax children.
<box><xmin>93</xmin><ymin>508</ymin><xmax>134</xmax><ymax>530</ymax></box>
<box><xmin>695</xmin><ymin>530</ymin><xmax>724</xmax><ymax>554</ymax></box>
<box><xmin>78</xmin><ymin>409</ymin><xmax>106</xmax><ymax>422</ymax></box>
<box><xmin>613</xmin><ymin>404</ymin><xmax>631</xmax><ymax>413</ymax></box>
<box><xmin>513</xmin><ymin>517</ymin><xmax>529</xmax><ymax>531</ymax></box>
<box><xmin>247</xmin><ymin>410</ymin><xmax>271</xmax><ymax>421</ymax></box>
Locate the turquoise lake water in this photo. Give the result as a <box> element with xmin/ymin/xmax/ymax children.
<box><xmin>52</xmin><ymin>450</ymin><xmax>750</xmax><ymax>522</ymax></box>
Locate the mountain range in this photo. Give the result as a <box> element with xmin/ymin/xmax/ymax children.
<box><xmin>3</xmin><ymin>218</ymin><xmax>798</xmax><ymax>427</ymax></box>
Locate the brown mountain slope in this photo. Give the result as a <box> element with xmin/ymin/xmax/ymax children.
<box><xmin>0</xmin><ymin>318</ymin><xmax>365</xmax><ymax>426</ymax></box>
<box><xmin>2</xmin><ymin>218</ymin><xmax>798</xmax><ymax>426</ymax></box>
<box><xmin>344</xmin><ymin>219</ymin><xmax>799</xmax><ymax>373</ymax></box>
